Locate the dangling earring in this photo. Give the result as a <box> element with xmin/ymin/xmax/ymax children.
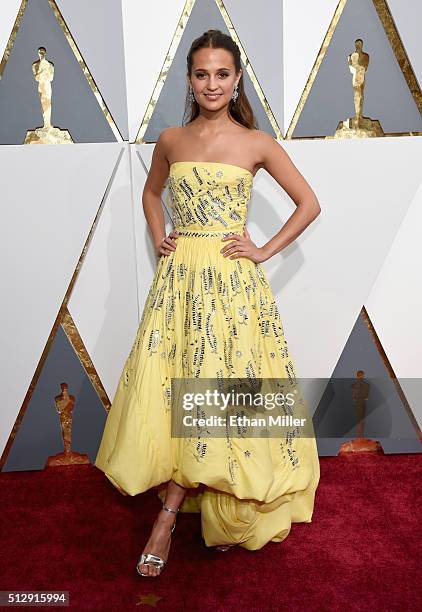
<box><xmin>231</xmin><ymin>83</ymin><xmax>239</xmax><ymax>102</ymax></box>
<box><xmin>187</xmin><ymin>86</ymin><xmax>195</xmax><ymax>103</ymax></box>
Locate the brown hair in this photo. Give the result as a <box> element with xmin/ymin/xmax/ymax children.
<box><xmin>183</xmin><ymin>29</ymin><xmax>258</xmax><ymax>130</ymax></box>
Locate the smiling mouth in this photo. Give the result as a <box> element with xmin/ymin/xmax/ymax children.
<box><xmin>204</xmin><ymin>93</ymin><xmax>222</xmax><ymax>99</ymax></box>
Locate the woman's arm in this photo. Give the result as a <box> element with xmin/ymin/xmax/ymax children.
<box><xmin>256</xmin><ymin>132</ymin><xmax>321</xmax><ymax>261</ymax></box>
<box><xmin>142</xmin><ymin>129</ymin><xmax>178</xmax><ymax>257</ymax></box>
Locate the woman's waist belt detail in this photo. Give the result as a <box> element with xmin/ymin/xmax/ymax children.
<box><xmin>174</xmin><ymin>228</ymin><xmax>244</xmax><ymax>237</ymax></box>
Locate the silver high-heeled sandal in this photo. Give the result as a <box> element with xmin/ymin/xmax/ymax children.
<box><xmin>215</xmin><ymin>544</ymin><xmax>236</xmax><ymax>552</ymax></box>
<box><xmin>136</xmin><ymin>504</ymin><xmax>179</xmax><ymax>577</ymax></box>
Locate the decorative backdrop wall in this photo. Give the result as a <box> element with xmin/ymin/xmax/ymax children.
<box><xmin>1</xmin><ymin>0</ymin><xmax>421</xmax><ymax>471</ymax></box>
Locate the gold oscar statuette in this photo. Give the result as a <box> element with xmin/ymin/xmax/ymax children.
<box><xmin>339</xmin><ymin>370</ymin><xmax>383</xmax><ymax>454</ymax></box>
<box><xmin>24</xmin><ymin>46</ymin><xmax>73</xmax><ymax>144</ymax></box>
<box><xmin>331</xmin><ymin>39</ymin><xmax>384</xmax><ymax>139</ymax></box>
<box><xmin>46</xmin><ymin>382</ymin><xmax>89</xmax><ymax>466</ymax></box>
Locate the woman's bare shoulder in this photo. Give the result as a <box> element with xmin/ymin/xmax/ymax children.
<box><xmin>158</xmin><ymin>126</ymin><xmax>187</xmax><ymax>145</ymax></box>
<box><xmin>242</xmin><ymin>129</ymin><xmax>278</xmax><ymax>170</ymax></box>
<box><xmin>157</xmin><ymin>126</ymin><xmax>189</xmax><ymax>159</ymax></box>
<box><xmin>248</xmin><ymin>128</ymin><xmax>279</xmax><ymax>145</ymax></box>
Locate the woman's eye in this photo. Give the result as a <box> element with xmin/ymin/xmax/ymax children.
<box><xmin>195</xmin><ymin>73</ymin><xmax>229</xmax><ymax>79</ymax></box>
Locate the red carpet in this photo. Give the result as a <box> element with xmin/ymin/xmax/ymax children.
<box><xmin>0</xmin><ymin>454</ymin><xmax>420</xmax><ymax>611</ymax></box>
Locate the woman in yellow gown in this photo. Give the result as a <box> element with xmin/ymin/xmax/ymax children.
<box><xmin>95</xmin><ymin>29</ymin><xmax>321</xmax><ymax>577</ymax></box>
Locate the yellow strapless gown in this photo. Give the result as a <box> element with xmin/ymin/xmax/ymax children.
<box><xmin>95</xmin><ymin>161</ymin><xmax>320</xmax><ymax>550</ymax></box>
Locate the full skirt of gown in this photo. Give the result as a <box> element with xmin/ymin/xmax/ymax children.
<box><xmin>94</xmin><ymin>161</ymin><xmax>320</xmax><ymax>550</ymax></box>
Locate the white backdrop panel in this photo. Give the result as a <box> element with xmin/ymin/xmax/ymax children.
<box><xmin>366</xmin><ymin>180</ymin><xmax>422</xmax><ymax>428</ymax></box>
<box><xmin>248</xmin><ymin>137</ymin><xmax>422</xmax><ymax>379</ymax></box>
<box><xmin>68</xmin><ymin>144</ymin><xmax>138</xmax><ymax>401</ymax></box>
<box><xmin>0</xmin><ymin>143</ymin><xmax>123</xmax><ymax>456</ymax></box>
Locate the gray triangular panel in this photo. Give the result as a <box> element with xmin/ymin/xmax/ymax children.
<box><xmin>144</xmin><ymin>0</ymin><xmax>275</xmax><ymax>141</ymax></box>
<box><xmin>293</xmin><ymin>0</ymin><xmax>422</xmax><ymax>137</ymax></box>
<box><xmin>3</xmin><ymin>326</ymin><xmax>107</xmax><ymax>472</ymax></box>
<box><xmin>0</xmin><ymin>0</ymin><xmax>117</xmax><ymax>144</ymax></box>
<box><xmin>314</xmin><ymin>312</ymin><xmax>421</xmax><ymax>455</ymax></box>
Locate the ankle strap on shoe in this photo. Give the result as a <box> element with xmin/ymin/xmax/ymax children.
<box><xmin>162</xmin><ymin>504</ymin><xmax>179</xmax><ymax>514</ymax></box>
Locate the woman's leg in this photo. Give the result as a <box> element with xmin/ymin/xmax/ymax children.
<box><xmin>137</xmin><ymin>480</ymin><xmax>186</xmax><ymax>576</ymax></box>
<box><xmin>163</xmin><ymin>479</ymin><xmax>187</xmax><ymax>512</ymax></box>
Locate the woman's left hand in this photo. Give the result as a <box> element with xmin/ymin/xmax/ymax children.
<box><xmin>220</xmin><ymin>228</ymin><xmax>268</xmax><ymax>263</ymax></box>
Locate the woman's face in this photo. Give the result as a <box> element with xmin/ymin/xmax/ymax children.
<box><xmin>189</xmin><ymin>47</ymin><xmax>241</xmax><ymax>111</ymax></box>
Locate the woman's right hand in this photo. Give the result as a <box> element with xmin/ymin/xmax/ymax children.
<box><xmin>155</xmin><ymin>229</ymin><xmax>179</xmax><ymax>257</ymax></box>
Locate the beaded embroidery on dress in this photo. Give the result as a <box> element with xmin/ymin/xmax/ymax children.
<box><xmin>95</xmin><ymin>161</ymin><xmax>320</xmax><ymax>550</ymax></box>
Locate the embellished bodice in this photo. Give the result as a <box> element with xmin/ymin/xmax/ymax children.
<box><xmin>167</xmin><ymin>161</ymin><xmax>253</xmax><ymax>235</ymax></box>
